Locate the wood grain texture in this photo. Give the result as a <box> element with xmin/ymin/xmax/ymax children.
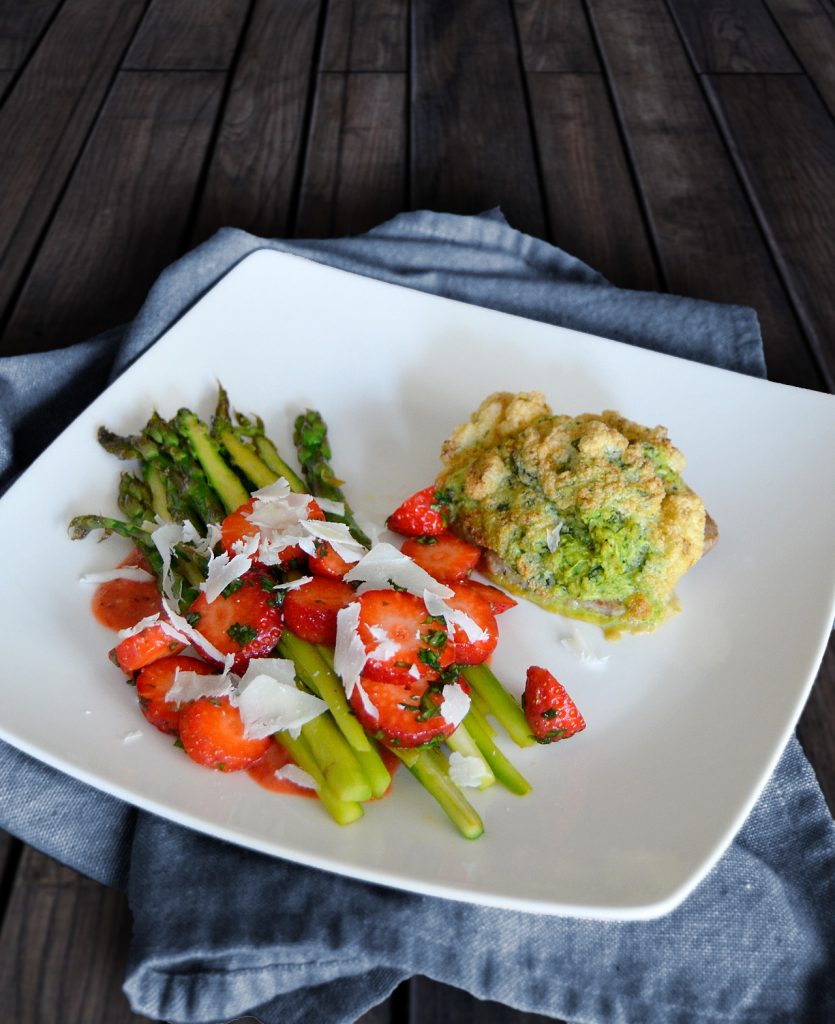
<box><xmin>527</xmin><ymin>72</ymin><xmax>660</xmax><ymax>290</ymax></box>
<box><xmin>0</xmin><ymin>847</ymin><xmax>149</xmax><ymax>1022</ymax></box>
<box><xmin>0</xmin><ymin>0</ymin><xmax>147</xmax><ymax>327</ymax></box>
<box><xmin>705</xmin><ymin>73</ymin><xmax>835</xmax><ymax>389</ymax></box>
<box><xmin>765</xmin><ymin>0</ymin><xmax>835</xmax><ymax>120</ymax></box>
<box><xmin>586</xmin><ymin>0</ymin><xmax>823</xmax><ymax>390</ymax></box>
<box><xmin>191</xmin><ymin>0</ymin><xmax>323</xmax><ymax>243</ymax></box>
<box><xmin>512</xmin><ymin>0</ymin><xmax>599</xmax><ymax>72</ymax></box>
<box><xmin>408</xmin><ymin>977</ymin><xmax>563</xmax><ymax>1024</ymax></box>
<box><xmin>1</xmin><ymin>70</ymin><xmax>224</xmax><ymax>355</ymax></box>
<box><xmin>124</xmin><ymin>0</ymin><xmax>251</xmax><ymax>70</ymax></box>
<box><xmin>0</xmin><ymin>0</ymin><xmax>63</xmax><ymax>70</ymax></box>
<box><xmin>296</xmin><ymin>72</ymin><xmax>407</xmax><ymax>236</ymax></box>
<box><xmin>411</xmin><ymin>0</ymin><xmax>547</xmax><ymax>238</ymax></box>
<box><xmin>321</xmin><ymin>0</ymin><xmax>408</xmax><ymax>71</ymax></box>
<box><xmin>666</xmin><ymin>0</ymin><xmax>800</xmax><ymax>72</ymax></box>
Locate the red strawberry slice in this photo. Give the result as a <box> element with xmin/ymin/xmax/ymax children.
<box><xmin>307</xmin><ymin>540</ymin><xmax>354</xmax><ymax>579</ymax></box>
<box><xmin>356</xmin><ymin>589</ymin><xmax>453</xmax><ymax>685</ymax></box>
<box><xmin>282</xmin><ymin>576</ymin><xmax>356</xmax><ymax>645</ymax></box>
<box><xmin>523</xmin><ymin>666</ymin><xmax>586</xmax><ymax>744</ymax></box>
<box><xmin>111</xmin><ymin>622</ymin><xmax>186</xmax><ymax>674</ymax></box>
<box><xmin>387</xmin><ymin>486</ymin><xmax>447</xmax><ymax>537</ymax></box>
<box><xmin>186</xmin><ymin>570</ymin><xmax>282</xmax><ymax>674</ymax></box>
<box><xmin>462</xmin><ymin>578</ymin><xmax>517</xmax><ymax>615</ymax></box>
<box><xmin>179</xmin><ymin>696</ymin><xmax>272</xmax><ymax>771</ymax></box>
<box><xmin>349</xmin><ymin>676</ymin><xmax>456</xmax><ymax>748</ymax></box>
<box><xmin>442</xmin><ymin>582</ymin><xmax>499</xmax><ymax>665</ymax></box>
<box><xmin>400</xmin><ymin>532</ymin><xmax>481</xmax><ymax>581</ymax></box>
<box><xmin>135</xmin><ymin>655</ymin><xmax>213</xmax><ymax>735</ymax></box>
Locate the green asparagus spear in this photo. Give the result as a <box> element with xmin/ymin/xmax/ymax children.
<box><xmin>462</xmin><ymin>711</ymin><xmax>531</xmax><ymax>796</ymax></box>
<box><xmin>445</xmin><ymin>723</ymin><xmax>496</xmax><ymax>789</ymax></box>
<box><xmin>274</xmin><ymin>731</ymin><xmax>364</xmax><ymax>825</ymax></box>
<box><xmin>392</xmin><ymin>746</ymin><xmax>484</xmax><ymax>840</ymax></box>
<box><xmin>461</xmin><ymin>663</ymin><xmax>534</xmax><ymax>748</ymax></box>
<box><xmin>233</xmin><ymin>408</ymin><xmax>306</xmax><ymax>492</ymax></box>
<box><xmin>211</xmin><ymin>386</ymin><xmax>279</xmax><ymax>491</ymax></box>
<box><xmin>175</xmin><ymin>408</ymin><xmax>250</xmax><ymax>514</ymax></box>
<box><xmin>293</xmin><ymin>409</ymin><xmax>372</xmax><ymax>548</ymax></box>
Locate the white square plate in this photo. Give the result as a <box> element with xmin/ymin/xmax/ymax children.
<box><xmin>1</xmin><ymin>250</ymin><xmax>834</xmax><ymax>920</ymax></box>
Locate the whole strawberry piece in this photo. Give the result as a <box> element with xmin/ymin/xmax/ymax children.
<box><xmin>523</xmin><ymin>666</ymin><xmax>585</xmax><ymax>744</ymax></box>
<box><xmin>387</xmin><ymin>486</ymin><xmax>447</xmax><ymax>536</ymax></box>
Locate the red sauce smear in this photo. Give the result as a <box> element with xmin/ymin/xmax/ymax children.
<box><xmin>247</xmin><ymin>740</ymin><xmax>317</xmax><ymax>797</ymax></box>
<box><xmin>92</xmin><ymin>550</ymin><xmax>161</xmax><ymax>631</ymax></box>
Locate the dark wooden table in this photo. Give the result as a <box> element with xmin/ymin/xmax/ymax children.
<box><xmin>1</xmin><ymin>1</ymin><xmax>833</xmax><ymax>1021</ymax></box>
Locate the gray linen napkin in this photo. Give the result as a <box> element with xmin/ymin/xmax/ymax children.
<box><xmin>0</xmin><ymin>211</ymin><xmax>832</xmax><ymax>1024</ymax></box>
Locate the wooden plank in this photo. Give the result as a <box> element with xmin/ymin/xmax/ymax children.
<box><xmin>124</xmin><ymin>0</ymin><xmax>251</xmax><ymax>71</ymax></box>
<box><xmin>705</xmin><ymin>74</ymin><xmax>835</xmax><ymax>389</ymax></box>
<box><xmin>666</xmin><ymin>0</ymin><xmax>800</xmax><ymax>72</ymax></box>
<box><xmin>0</xmin><ymin>0</ymin><xmax>63</xmax><ymax>71</ymax></box>
<box><xmin>191</xmin><ymin>0</ymin><xmax>322</xmax><ymax>244</ymax></box>
<box><xmin>321</xmin><ymin>0</ymin><xmax>408</xmax><ymax>71</ymax></box>
<box><xmin>586</xmin><ymin>0</ymin><xmax>823</xmax><ymax>390</ymax></box>
<box><xmin>0</xmin><ymin>847</ymin><xmax>145</xmax><ymax>1022</ymax></box>
<box><xmin>765</xmin><ymin>0</ymin><xmax>835</xmax><ymax>120</ymax></box>
<box><xmin>408</xmin><ymin>977</ymin><xmax>563</xmax><ymax>1024</ymax></box>
<box><xmin>295</xmin><ymin>72</ymin><xmax>407</xmax><ymax>237</ymax></box>
<box><xmin>798</xmin><ymin>635</ymin><xmax>835</xmax><ymax>816</ymax></box>
<box><xmin>527</xmin><ymin>72</ymin><xmax>660</xmax><ymax>290</ymax></box>
<box><xmin>0</xmin><ymin>0</ymin><xmax>147</xmax><ymax>327</ymax></box>
<box><xmin>512</xmin><ymin>0</ymin><xmax>600</xmax><ymax>72</ymax></box>
<box><xmin>411</xmin><ymin>0</ymin><xmax>547</xmax><ymax>238</ymax></box>
<box><xmin>1</xmin><ymin>70</ymin><xmax>225</xmax><ymax>356</ymax></box>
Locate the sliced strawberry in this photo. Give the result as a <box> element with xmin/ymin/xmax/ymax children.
<box><xmin>186</xmin><ymin>570</ymin><xmax>282</xmax><ymax>674</ymax></box>
<box><xmin>111</xmin><ymin>623</ymin><xmax>186</xmax><ymax>674</ymax></box>
<box><xmin>179</xmin><ymin>696</ymin><xmax>271</xmax><ymax>771</ymax></box>
<box><xmin>135</xmin><ymin>655</ymin><xmax>213</xmax><ymax>735</ymax></box>
<box><xmin>523</xmin><ymin>666</ymin><xmax>586</xmax><ymax>744</ymax></box>
<box><xmin>349</xmin><ymin>676</ymin><xmax>455</xmax><ymax>748</ymax></box>
<box><xmin>356</xmin><ymin>590</ymin><xmax>453</xmax><ymax>685</ymax></box>
<box><xmin>92</xmin><ymin>551</ymin><xmax>161</xmax><ymax>631</ymax></box>
<box><xmin>443</xmin><ymin>582</ymin><xmax>499</xmax><ymax>665</ymax></box>
<box><xmin>308</xmin><ymin>540</ymin><xmax>353</xmax><ymax>579</ymax></box>
<box><xmin>387</xmin><ymin>486</ymin><xmax>447</xmax><ymax>537</ymax></box>
<box><xmin>220</xmin><ymin>496</ymin><xmax>325</xmax><ymax>567</ymax></box>
<box><xmin>401</xmin><ymin>532</ymin><xmax>481</xmax><ymax>581</ymax></box>
<box><xmin>462</xmin><ymin>578</ymin><xmax>517</xmax><ymax>615</ymax></box>
<box><xmin>282</xmin><ymin>576</ymin><xmax>356</xmax><ymax>645</ymax></box>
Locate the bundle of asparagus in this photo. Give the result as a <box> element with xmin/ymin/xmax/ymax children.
<box><xmin>70</xmin><ymin>386</ymin><xmax>546</xmax><ymax>839</ymax></box>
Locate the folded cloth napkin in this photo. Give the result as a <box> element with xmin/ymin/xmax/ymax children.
<box><xmin>0</xmin><ymin>210</ymin><xmax>832</xmax><ymax>1024</ymax></box>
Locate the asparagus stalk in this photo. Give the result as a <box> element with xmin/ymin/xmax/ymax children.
<box><xmin>275</xmin><ymin>731</ymin><xmax>364</xmax><ymax>826</ymax></box>
<box><xmin>293</xmin><ymin>409</ymin><xmax>372</xmax><ymax>548</ymax></box>
<box><xmin>300</xmin><ymin>712</ymin><xmax>372</xmax><ymax>804</ymax></box>
<box><xmin>391</xmin><ymin>746</ymin><xmax>484</xmax><ymax>840</ymax></box>
<box><xmin>233</xmin><ymin>408</ymin><xmax>307</xmax><ymax>493</ymax></box>
<box><xmin>461</xmin><ymin>664</ymin><xmax>534</xmax><ymax>749</ymax></box>
<box><xmin>211</xmin><ymin>386</ymin><xmax>279</xmax><ymax>491</ymax></box>
<box><xmin>175</xmin><ymin>408</ymin><xmax>250</xmax><ymax>514</ymax></box>
<box><xmin>445</xmin><ymin>723</ymin><xmax>496</xmax><ymax>790</ymax></box>
<box><xmin>463</xmin><ymin>711</ymin><xmax>531</xmax><ymax>796</ymax></box>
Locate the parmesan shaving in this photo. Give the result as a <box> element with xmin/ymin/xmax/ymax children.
<box><xmin>200</xmin><ymin>533</ymin><xmax>259</xmax><ymax>603</ymax></box>
<box><xmin>80</xmin><ymin>566</ymin><xmax>155</xmax><ymax>585</ymax></box>
<box><xmin>275</xmin><ymin>764</ymin><xmax>319</xmax><ymax>791</ymax></box>
<box><xmin>560</xmin><ymin>625</ymin><xmax>609</xmax><ymax>668</ymax></box>
<box><xmin>161</xmin><ymin>597</ymin><xmax>234</xmax><ymax>673</ymax></box>
<box><xmin>298</xmin><ymin>520</ymin><xmax>365</xmax><ymax>563</ymax></box>
<box><xmin>310</xmin><ymin>496</ymin><xmax>345</xmax><ymax>517</ymax></box>
<box><xmin>439</xmin><ymin>681</ymin><xmax>471</xmax><ymax>729</ymax></box>
<box><xmin>273</xmin><ymin>576</ymin><xmax>314</xmax><ymax>592</ymax></box>
<box><xmin>333</xmin><ymin>602</ymin><xmax>366</xmax><ymax>698</ymax></box>
<box><xmin>546</xmin><ymin>522</ymin><xmax>563</xmax><ymax>553</ymax></box>
<box><xmin>423</xmin><ymin>591</ymin><xmax>488</xmax><ymax>644</ymax></box>
<box><xmin>166</xmin><ymin>668</ymin><xmax>234</xmax><ymax>706</ymax></box>
<box><xmin>354</xmin><ymin>679</ymin><xmax>379</xmax><ymax>722</ymax></box>
<box><xmin>448</xmin><ymin>751</ymin><xmax>490</xmax><ymax>788</ymax></box>
<box><xmin>345</xmin><ymin>542</ymin><xmax>453</xmax><ymax>598</ymax></box>
<box><xmin>235</xmin><ymin>665</ymin><xmax>327</xmax><ymax>740</ymax></box>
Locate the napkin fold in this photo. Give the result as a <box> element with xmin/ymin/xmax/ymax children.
<box><xmin>0</xmin><ymin>210</ymin><xmax>831</xmax><ymax>1024</ymax></box>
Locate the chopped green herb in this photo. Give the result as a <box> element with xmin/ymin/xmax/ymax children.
<box><xmin>227</xmin><ymin>621</ymin><xmax>258</xmax><ymax>647</ymax></box>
